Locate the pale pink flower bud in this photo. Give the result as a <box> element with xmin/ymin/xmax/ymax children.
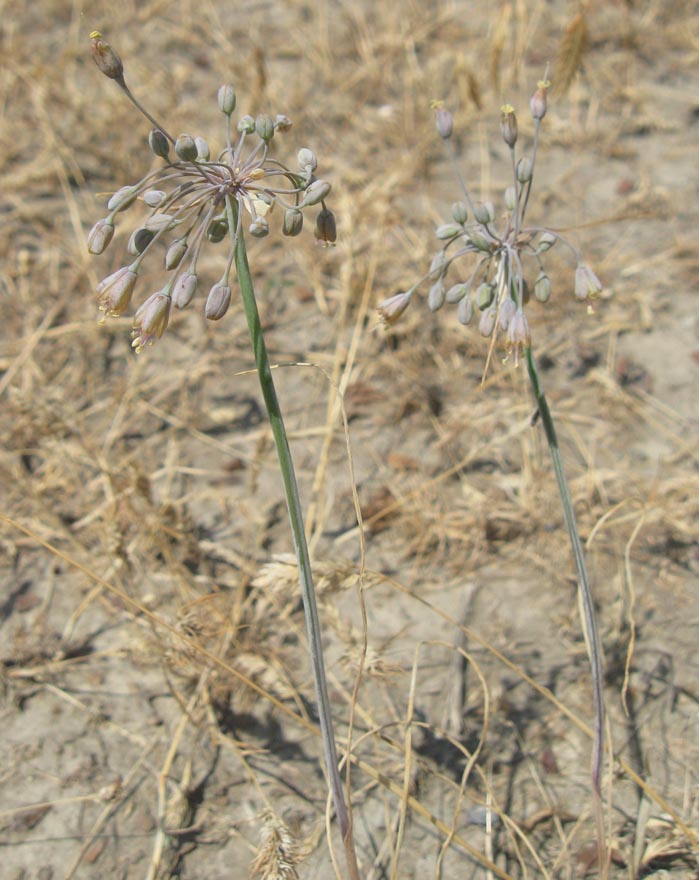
<box><xmin>507</xmin><ymin>309</ymin><xmax>531</xmax><ymax>363</ymax></box>
<box><xmin>204</xmin><ymin>282</ymin><xmax>232</xmax><ymax>320</ymax></box>
<box><xmin>457</xmin><ymin>295</ymin><xmax>474</xmax><ymax>325</ymax></box>
<box><xmin>165</xmin><ymin>238</ymin><xmax>187</xmax><ymax>270</ymax></box>
<box><xmin>89</xmin><ymin>32</ymin><xmax>124</xmax><ymax>83</ymax></box>
<box><xmin>301</xmin><ymin>180</ymin><xmax>331</xmax><ymax>207</ymax></box>
<box><xmin>377</xmin><ymin>292</ymin><xmax>411</xmax><ymax>325</ymax></box>
<box><xmin>96</xmin><ymin>266</ymin><xmax>137</xmax><ymax>316</ymax></box>
<box><xmin>498</xmin><ymin>296</ymin><xmax>516</xmax><ymax>331</ymax></box>
<box><xmin>500</xmin><ymin>105</ymin><xmax>518</xmax><ymax>147</ymax></box>
<box><xmin>478</xmin><ymin>306</ymin><xmax>496</xmax><ymax>337</ymax></box>
<box><xmin>530</xmin><ymin>79</ymin><xmax>550</xmax><ymax>120</ymax></box>
<box><xmin>435</xmin><ymin>107</ymin><xmax>453</xmax><ymax>140</ymax></box>
<box><xmin>87</xmin><ymin>218</ymin><xmax>114</xmax><ymax>255</ymax></box>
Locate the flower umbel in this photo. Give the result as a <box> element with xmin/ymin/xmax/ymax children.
<box><xmin>88</xmin><ymin>33</ymin><xmax>335</xmax><ymax>351</ymax></box>
<box><xmin>386</xmin><ymin>75</ymin><xmax>603</xmax><ymax>371</ymax></box>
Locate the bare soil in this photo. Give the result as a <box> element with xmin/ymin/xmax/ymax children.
<box><xmin>1</xmin><ymin>1</ymin><xmax>698</xmax><ymax>878</ymax></box>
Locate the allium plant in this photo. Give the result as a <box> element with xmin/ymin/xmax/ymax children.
<box><xmin>381</xmin><ymin>80</ymin><xmax>607</xmax><ymax>865</ymax></box>
<box><xmin>87</xmin><ymin>33</ymin><xmax>358</xmax><ymax>879</ymax></box>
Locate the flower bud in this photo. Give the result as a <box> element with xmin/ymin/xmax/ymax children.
<box><xmin>165</xmin><ymin>238</ymin><xmax>187</xmax><ymax>270</ymax></box>
<box><xmin>97</xmin><ymin>266</ymin><xmax>138</xmax><ymax>316</ymax></box>
<box><xmin>217</xmin><ymin>84</ymin><xmax>237</xmax><ymax>115</ymax></box>
<box><xmin>504</xmin><ymin>186</ymin><xmax>516</xmax><ymax>212</ymax></box>
<box><xmin>473</xmin><ymin>201</ymin><xmax>495</xmax><ymax>225</ymax></box>
<box><xmin>301</xmin><ymin>179</ymin><xmax>331</xmax><ymax>207</ymax></box>
<box><xmin>282</xmin><ymin>208</ymin><xmax>304</xmax><ymax>237</ymax></box>
<box><xmin>249</xmin><ymin>217</ymin><xmax>269</xmax><ymax>238</ymax></box>
<box><xmin>435</xmin><ymin>107</ymin><xmax>453</xmax><ymax>140</ymax></box>
<box><xmin>207</xmin><ymin>217</ymin><xmax>228</xmax><ymax>243</ymax></box>
<box><xmin>478</xmin><ymin>306</ymin><xmax>497</xmax><ymax>337</ymax></box>
<box><xmin>175</xmin><ymin>134</ymin><xmax>198</xmax><ymax>161</ymax></box>
<box><xmin>536</xmin><ymin>231</ymin><xmax>557</xmax><ymax>253</ymax></box>
<box><xmin>298</xmin><ymin>147</ymin><xmax>318</xmax><ymax>173</ymax></box>
<box><xmin>107</xmin><ymin>185</ymin><xmax>138</xmax><ymax>212</ymax></box>
<box><xmin>145</xmin><ymin>213</ymin><xmax>177</xmax><ymax>232</ymax></box>
<box><xmin>516</xmin><ymin>157</ymin><xmax>533</xmax><ymax>183</ymax></box>
<box><xmin>149</xmin><ymin>129</ymin><xmax>170</xmax><ymax>158</ymax></box>
<box><xmin>255</xmin><ymin>114</ymin><xmax>275</xmax><ymax>142</ymax></box>
<box><xmin>534</xmin><ymin>271</ymin><xmax>551</xmax><ymax>303</ymax></box>
<box><xmin>500</xmin><ymin>104</ymin><xmax>518</xmax><ymax>148</ymax></box>
<box><xmin>469</xmin><ymin>230</ymin><xmax>492</xmax><ymax>253</ymax></box>
<box><xmin>89</xmin><ymin>32</ymin><xmax>124</xmax><ymax>82</ymax></box>
<box><xmin>274</xmin><ymin>114</ymin><xmax>292</xmax><ymax>131</ymax></box>
<box><xmin>430</xmin><ymin>251</ymin><xmax>446</xmax><ymax>276</ymax></box>
<box><xmin>435</xmin><ymin>223</ymin><xmax>461</xmax><ymax>241</ymax></box>
<box><xmin>446</xmin><ymin>283</ymin><xmax>469</xmax><ymax>304</ymax></box>
<box><xmin>314</xmin><ymin>207</ymin><xmax>337</xmax><ymax>244</ymax></box>
<box><xmin>574</xmin><ymin>264</ymin><xmax>602</xmax><ymax>301</ymax></box>
<box><xmin>457</xmin><ymin>295</ymin><xmax>474</xmax><ymax>325</ymax></box>
<box><xmin>377</xmin><ymin>292</ymin><xmax>411</xmax><ymax>325</ymax></box>
<box><xmin>237</xmin><ymin>115</ymin><xmax>256</xmax><ymax>134</ymax></box>
<box><xmin>530</xmin><ymin>79</ymin><xmax>550</xmax><ymax>120</ymax></box>
<box><xmin>427</xmin><ymin>280</ymin><xmax>446</xmax><ymax>312</ymax></box>
<box><xmin>87</xmin><ymin>218</ymin><xmax>114</xmax><ymax>255</ymax></box>
<box><xmin>195</xmin><ymin>137</ymin><xmax>210</xmax><ymax>161</ymax></box>
<box><xmin>143</xmin><ymin>190</ymin><xmax>167</xmax><ymax>208</ymax></box>
<box><xmin>172</xmin><ymin>272</ymin><xmax>198</xmax><ymax>309</ymax></box>
<box><xmin>128</xmin><ymin>227</ymin><xmax>155</xmax><ymax>255</ymax></box>
<box><xmin>476</xmin><ymin>282</ymin><xmax>494</xmax><ymax>310</ymax></box>
<box><xmin>451</xmin><ymin>202</ymin><xmax>468</xmax><ymax>225</ymax></box>
<box><xmin>204</xmin><ymin>282</ymin><xmax>232</xmax><ymax>320</ymax></box>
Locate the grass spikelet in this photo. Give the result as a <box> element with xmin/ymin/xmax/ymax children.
<box><xmin>555</xmin><ymin>10</ymin><xmax>589</xmax><ymax>95</ymax></box>
<box><xmin>249</xmin><ymin>810</ymin><xmax>308</xmax><ymax>880</ymax></box>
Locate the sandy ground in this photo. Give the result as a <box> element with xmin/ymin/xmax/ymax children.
<box><xmin>1</xmin><ymin>1</ymin><xmax>698</xmax><ymax>878</ymax></box>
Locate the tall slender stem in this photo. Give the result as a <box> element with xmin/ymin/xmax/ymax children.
<box><xmin>525</xmin><ymin>346</ymin><xmax>607</xmax><ymax>868</ymax></box>
<box><xmin>225</xmin><ymin>197</ymin><xmax>360</xmax><ymax>878</ymax></box>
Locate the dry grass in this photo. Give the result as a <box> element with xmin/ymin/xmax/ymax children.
<box><xmin>1</xmin><ymin>0</ymin><xmax>698</xmax><ymax>877</ymax></box>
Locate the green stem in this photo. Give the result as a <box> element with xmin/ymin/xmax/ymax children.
<box><xmin>525</xmin><ymin>346</ymin><xmax>607</xmax><ymax>865</ymax></box>
<box><xmin>225</xmin><ymin>197</ymin><xmax>359</xmax><ymax>878</ymax></box>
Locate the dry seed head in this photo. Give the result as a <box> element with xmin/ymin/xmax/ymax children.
<box><xmin>435</xmin><ymin>105</ymin><xmax>453</xmax><ymax>140</ymax></box>
<box><xmin>314</xmin><ymin>207</ymin><xmax>336</xmax><ymax>244</ymax></box>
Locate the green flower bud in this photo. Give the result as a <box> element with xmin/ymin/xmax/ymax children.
<box><xmin>107</xmin><ymin>185</ymin><xmax>138</xmax><ymax>212</ymax></box>
<box><xmin>255</xmin><ymin>114</ymin><xmax>275</xmax><ymax>142</ymax></box>
<box><xmin>534</xmin><ymin>271</ymin><xmax>551</xmax><ymax>303</ymax></box>
<box><xmin>476</xmin><ymin>281</ymin><xmax>494</xmax><ymax>310</ymax></box>
<box><xmin>451</xmin><ymin>202</ymin><xmax>468</xmax><ymax>224</ymax></box>
<box><xmin>175</xmin><ymin>134</ymin><xmax>198</xmax><ymax>161</ymax></box>
<box><xmin>237</xmin><ymin>115</ymin><xmax>255</xmax><ymax>134</ymax></box>
<box><xmin>282</xmin><ymin>209</ymin><xmax>304</xmax><ymax>237</ymax></box>
<box><xmin>473</xmin><ymin>201</ymin><xmax>495</xmax><ymax>224</ymax></box>
<box><xmin>446</xmin><ymin>282</ymin><xmax>469</xmax><ymax>304</ymax></box>
<box><xmin>87</xmin><ymin>218</ymin><xmax>114</xmax><ymax>254</ymax></box>
<box><xmin>469</xmin><ymin>230</ymin><xmax>492</xmax><ymax>253</ymax></box>
<box><xmin>206</xmin><ymin>217</ymin><xmax>228</xmax><ymax>243</ymax></box>
<box><xmin>536</xmin><ymin>232</ymin><xmax>557</xmax><ymax>253</ymax></box>
<box><xmin>298</xmin><ymin>148</ymin><xmax>318</xmax><ymax>173</ymax></box>
<box><xmin>149</xmin><ymin>129</ymin><xmax>170</xmax><ymax>158</ymax></box>
<box><xmin>435</xmin><ymin>223</ymin><xmax>462</xmax><ymax>241</ymax></box>
<box><xmin>504</xmin><ymin>186</ymin><xmax>516</xmax><ymax>212</ymax></box>
<box><xmin>204</xmin><ymin>282</ymin><xmax>231</xmax><ymax>320</ymax></box>
<box><xmin>217</xmin><ymin>84</ymin><xmax>237</xmax><ymax>115</ymax></box>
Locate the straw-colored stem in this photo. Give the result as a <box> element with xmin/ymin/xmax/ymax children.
<box><xmin>224</xmin><ymin>196</ymin><xmax>360</xmax><ymax>879</ymax></box>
